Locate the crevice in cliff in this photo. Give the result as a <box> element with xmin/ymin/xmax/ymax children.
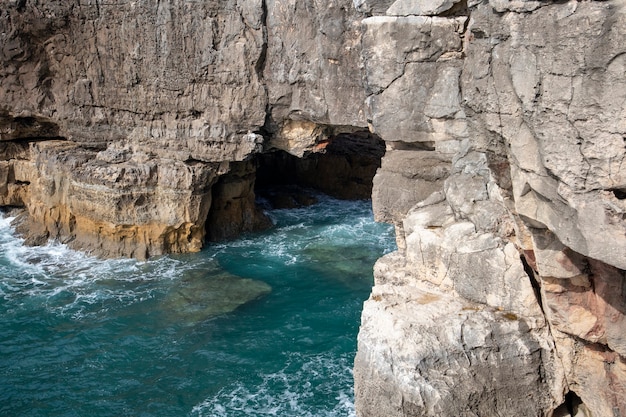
<box><xmin>255</xmin><ymin>130</ymin><xmax>385</xmax><ymax>207</ymax></box>
<box><xmin>610</xmin><ymin>187</ymin><xmax>626</xmax><ymax>200</ymax></box>
<box><xmin>387</xmin><ymin>140</ymin><xmax>435</xmax><ymax>151</ymax></box>
<box><xmin>253</xmin><ymin>0</ymin><xmax>272</xmax><ymax>144</ymax></box>
<box><xmin>0</xmin><ymin>113</ymin><xmax>61</xmax><ymax>141</ymax></box>
<box><xmin>255</xmin><ymin>0</ymin><xmax>268</xmax><ymax>82</ymax></box>
<box><xmin>520</xmin><ymin>252</ymin><xmax>544</xmax><ymax>312</ymax></box>
<box><xmin>553</xmin><ymin>391</ymin><xmax>586</xmax><ymax>417</ymax></box>
<box><xmin>1</xmin><ymin>121</ymin><xmax>68</xmax><ymax>211</ymax></box>
<box><xmin>439</xmin><ymin>0</ymin><xmax>469</xmax><ymax>17</ymax></box>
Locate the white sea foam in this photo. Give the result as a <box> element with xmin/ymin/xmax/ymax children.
<box><xmin>0</xmin><ymin>212</ymin><xmax>201</xmax><ymax>317</ymax></box>
<box><xmin>191</xmin><ymin>352</ymin><xmax>356</xmax><ymax>417</ymax></box>
<box><xmin>1</xmin><ymin>196</ymin><xmax>393</xmax><ymax>312</ymax></box>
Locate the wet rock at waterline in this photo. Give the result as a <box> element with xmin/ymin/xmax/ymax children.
<box><xmin>1</xmin><ymin>0</ymin><xmax>625</xmax><ymax>416</ymax></box>
<box><xmin>163</xmin><ymin>268</ymin><xmax>271</xmax><ymax>325</ymax></box>
<box><xmin>256</xmin><ymin>186</ymin><xmax>320</xmax><ymax>210</ymax></box>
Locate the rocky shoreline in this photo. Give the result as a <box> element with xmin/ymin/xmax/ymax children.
<box><xmin>1</xmin><ymin>0</ymin><xmax>625</xmax><ymax>415</ymax></box>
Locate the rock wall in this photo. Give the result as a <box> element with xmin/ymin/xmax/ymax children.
<box><xmin>356</xmin><ymin>1</ymin><xmax>626</xmax><ymax>416</ymax></box>
<box><xmin>1</xmin><ymin>0</ymin><xmax>625</xmax><ymax>415</ymax></box>
<box><xmin>0</xmin><ymin>0</ymin><xmax>268</xmax><ymax>257</ymax></box>
<box><xmin>0</xmin><ymin>0</ymin><xmax>368</xmax><ymax>257</ymax></box>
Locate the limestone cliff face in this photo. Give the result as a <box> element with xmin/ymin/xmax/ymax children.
<box><xmin>1</xmin><ymin>0</ymin><xmax>267</xmax><ymax>257</ymax></box>
<box><xmin>356</xmin><ymin>1</ymin><xmax>626</xmax><ymax>416</ymax></box>
<box><xmin>0</xmin><ymin>0</ymin><xmax>367</xmax><ymax>257</ymax></box>
<box><xmin>1</xmin><ymin>0</ymin><xmax>625</xmax><ymax>415</ymax></box>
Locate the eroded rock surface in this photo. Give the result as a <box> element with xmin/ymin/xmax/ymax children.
<box><xmin>0</xmin><ymin>0</ymin><xmax>371</xmax><ymax>257</ymax></box>
<box><xmin>0</xmin><ymin>0</ymin><xmax>269</xmax><ymax>257</ymax></box>
<box><xmin>356</xmin><ymin>1</ymin><xmax>626</xmax><ymax>416</ymax></box>
<box><xmin>1</xmin><ymin>0</ymin><xmax>625</xmax><ymax>415</ymax></box>
<box><xmin>355</xmin><ymin>274</ymin><xmax>563</xmax><ymax>417</ymax></box>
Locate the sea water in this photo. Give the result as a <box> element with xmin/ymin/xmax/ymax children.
<box><xmin>0</xmin><ymin>195</ymin><xmax>395</xmax><ymax>417</ymax></box>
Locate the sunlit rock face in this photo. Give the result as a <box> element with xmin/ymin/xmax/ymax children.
<box><xmin>0</xmin><ymin>0</ymin><xmax>370</xmax><ymax>257</ymax></box>
<box><xmin>1</xmin><ymin>0</ymin><xmax>625</xmax><ymax>415</ymax></box>
<box><xmin>12</xmin><ymin>140</ymin><xmax>219</xmax><ymax>259</ymax></box>
<box><xmin>355</xmin><ymin>1</ymin><xmax>626</xmax><ymax>416</ymax></box>
<box><xmin>0</xmin><ymin>0</ymin><xmax>267</xmax><ymax>257</ymax></box>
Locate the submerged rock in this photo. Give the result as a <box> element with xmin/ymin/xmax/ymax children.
<box><xmin>163</xmin><ymin>268</ymin><xmax>271</xmax><ymax>325</ymax></box>
<box><xmin>1</xmin><ymin>0</ymin><xmax>625</xmax><ymax>415</ymax></box>
<box><xmin>303</xmin><ymin>245</ymin><xmax>377</xmax><ymax>283</ymax></box>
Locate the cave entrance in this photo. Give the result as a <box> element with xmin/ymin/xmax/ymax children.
<box><xmin>255</xmin><ymin>130</ymin><xmax>385</xmax><ymax>209</ymax></box>
<box><xmin>553</xmin><ymin>391</ymin><xmax>586</xmax><ymax>417</ymax></box>
<box><xmin>204</xmin><ymin>129</ymin><xmax>385</xmax><ymax>242</ymax></box>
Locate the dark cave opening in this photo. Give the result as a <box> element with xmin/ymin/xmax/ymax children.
<box><xmin>255</xmin><ymin>130</ymin><xmax>385</xmax><ymax>208</ymax></box>
<box><xmin>205</xmin><ymin>160</ymin><xmax>273</xmax><ymax>242</ymax></box>
<box><xmin>205</xmin><ymin>130</ymin><xmax>385</xmax><ymax>242</ymax></box>
<box><xmin>553</xmin><ymin>391</ymin><xmax>585</xmax><ymax>417</ymax></box>
<box><xmin>611</xmin><ymin>187</ymin><xmax>626</xmax><ymax>200</ymax></box>
<box><xmin>519</xmin><ymin>252</ymin><xmax>544</xmax><ymax>312</ymax></box>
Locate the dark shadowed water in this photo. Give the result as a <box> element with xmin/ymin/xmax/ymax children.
<box><xmin>0</xmin><ymin>195</ymin><xmax>395</xmax><ymax>417</ymax></box>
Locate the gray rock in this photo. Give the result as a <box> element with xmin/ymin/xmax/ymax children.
<box><xmin>265</xmin><ymin>0</ymin><xmax>368</xmax><ymax>134</ymax></box>
<box><xmin>489</xmin><ymin>0</ymin><xmax>543</xmax><ymax>13</ymax></box>
<box><xmin>386</xmin><ymin>0</ymin><xmax>464</xmax><ymax>16</ymax></box>
<box><xmin>354</xmin><ymin>281</ymin><xmax>565</xmax><ymax>417</ymax></box>
<box><xmin>353</xmin><ymin>0</ymin><xmax>397</xmax><ymax>15</ymax></box>
<box><xmin>361</xmin><ymin>1</ymin><xmax>626</xmax><ymax>415</ymax></box>
<box><xmin>403</xmin><ymin>207</ymin><xmax>544</xmax><ymax>322</ymax></box>
<box><xmin>372</xmin><ymin>150</ymin><xmax>451</xmax><ymax>225</ymax></box>
<box><xmin>1</xmin><ymin>0</ymin><xmax>625</xmax><ymax>415</ymax></box>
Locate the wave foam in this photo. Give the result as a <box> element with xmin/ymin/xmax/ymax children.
<box><xmin>191</xmin><ymin>352</ymin><xmax>356</xmax><ymax>417</ymax></box>
<box><xmin>0</xmin><ymin>213</ymin><xmax>211</xmax><ymax>317</ymax></box>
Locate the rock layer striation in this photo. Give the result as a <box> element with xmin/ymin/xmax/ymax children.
<box><xmin>1</xmin><ymin>0</ymin><xmax>625</xmax><ymax>415</ymax></box>
<box><xmin>356</xmin><ymin>1</ymin><xmax>626</xmax><ymax>416</ymax></box>
<box><xmin>0</xmin><ymin>0</ymin><xmax>371</xmax><ymax>257</ymax></box>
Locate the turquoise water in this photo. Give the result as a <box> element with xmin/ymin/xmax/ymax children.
<box><xmin>0</xmin><ymin>195</ymin><xmax>395</xmax><ymax>417</ymax></box>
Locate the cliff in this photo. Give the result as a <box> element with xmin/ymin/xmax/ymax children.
<box><xmin>1</xmin><ymin>0</ymin><xmax>625</xmax><ymax>415</ymax></box>
<box><xmin>355</xmin><ymin>1</ymin><xmax>626</xmax><ymax>416</ymax></box>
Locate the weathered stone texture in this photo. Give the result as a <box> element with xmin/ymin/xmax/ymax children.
<box><xmin>386</xmin><ymin>0</ymin><xmax>464</xmax><ymax>16</ymax></box>
<box><xmin>264</xmin><ymin>0</ymin><xmax>368</xmax><ymax>155</ymax></box>
<box><xmin>355</xmin><ymin>277</ymin><xmax>565</xmax><ymax>417</ymax></box>
<box><xmin>362</xmin><ymin>15</ymin><xmax>467</xmax><ymax>146</ymax></box>
<box><xmin>13</xmin><ymin>140</ymin><xmax>220</xmax><ymax>259</ymax></box>
<box><xmin>462</xmin><ymin>0</ymin><xmax>626</xmax><ymax>270</ymax></box>
<box><xmin>0</xmin><ymin>0</ymin><xmax>272</xmax><ymax>256</ymax></box>
<box><xmin>356</xmin><ymin>1</ymin><xmax>626</xmax><ymax>416</ymax></box>
<box><xmin>1</xmin><ymin>0</ymin><xmax>625</xmax><ymax>415</ymax></box>
<box><xmin>0</xmin><ymin>0</ymin><xmax>371</xmax><ymax>256</ymax></box>
<box><xmin>0</xmin><ymin>0</ymin><xmax>267</xmax><ymax>155</ymax></box>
